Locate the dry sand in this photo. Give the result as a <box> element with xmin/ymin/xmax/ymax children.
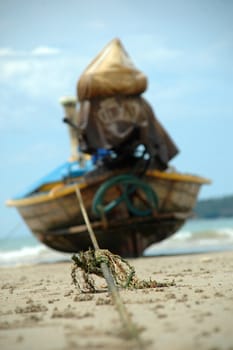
<box><xmin>0</xmin><ymin>251</ymin><xmax>233</xmax><ymax>350</ymax></box>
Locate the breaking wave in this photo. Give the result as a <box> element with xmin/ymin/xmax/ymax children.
<box><xmin>145</xmin><ymin>219</ymin><xmax>233</xmax><ymax>256</ymax></box>
<box><xmin>0</xmin><ymin>244</ymin><xmax>71</xmax><ymax>267</ymax></box>
<box><xmin>1</xmin><ymin>218</ymin><xmax>233</xmax><ymax>265</ymax></box>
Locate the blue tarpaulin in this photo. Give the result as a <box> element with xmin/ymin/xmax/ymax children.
<box><xmin>13</xmin><ymin>159</ymin><xmax>94</xmax><ymax>199</ymax></box>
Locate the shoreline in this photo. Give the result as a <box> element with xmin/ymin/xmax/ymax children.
<box><xmin>1</xmin><ymin>251</ymin><xmax>233</xmax><ymax>349</ymax></box>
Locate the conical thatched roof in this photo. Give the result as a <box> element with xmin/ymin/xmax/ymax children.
<box><xmin>77</xmin><ymin>38</ymin><xmax>147</xmax><ymax>101</ymax></box>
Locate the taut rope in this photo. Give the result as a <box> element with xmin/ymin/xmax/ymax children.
<box><xmin>75</xmin><ymin>185</ymin><xmax>145</xmax><ymax>349</ymax></box>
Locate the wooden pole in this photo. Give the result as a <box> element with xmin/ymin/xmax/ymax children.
<box><xmin>75</xmin><ymin>186</ymin><xmax>144</xmax><ymax>349</ymax></box>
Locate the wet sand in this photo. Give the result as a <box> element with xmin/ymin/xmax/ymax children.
<box><xmin>0</xmin><ymin>251</ymin><xmax>233</xmax><ymax>350</ymax></box>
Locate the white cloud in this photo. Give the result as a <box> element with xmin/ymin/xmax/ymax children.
<box><xmin>0</xmin><ymin>60</ymin><xmax>31</xmax><ymax>79</ymax></box>
<box><xmin>0</xmin><ymin>62</ymin><xmax>67</xmax><ymax>102</ymax></box>
<box><xmin>0</xmin><ymin>48</ymin><xmax>17</xmax><ymax>57</ymax></box>
<box><xmin>0</xmin><ymin>46</ymin><xmax>61</xmax><ymax>57</ymax></box>
<box><xmin>0</xmin><ymin>53</ymin><xmax>86</xmax><ymax>99</ymax></box>
<box><xmin>31</xmin><ymin>46</ymin><xmax>61</xmax><ymax>56</ymax></box>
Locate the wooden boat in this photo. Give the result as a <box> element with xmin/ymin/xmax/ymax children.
<box><xmin>6</xmin><ymin>40</ymin><xmax>211</xmax><ymax>257</ymax></box>
<box><xmin>6</xmin><ymin>162</ymin><xmax>210</xmax><ymax>257</ymax></box>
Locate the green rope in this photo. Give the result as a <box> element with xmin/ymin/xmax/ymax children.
<box><xmin>92</xmin><ymin>174</ymin><xmax>158</xmax><ymax>217</ymax></box>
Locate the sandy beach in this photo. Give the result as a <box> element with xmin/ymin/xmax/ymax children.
<box><xmin>0</xmin><ymin>251</ymin><xmax>233</xmax><ymax>350</ymax></box>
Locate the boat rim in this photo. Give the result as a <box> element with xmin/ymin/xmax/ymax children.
<box><xmin>6</xmin><ymin>170</ymin><xmax>211</xmax><ymax>208</ymax></box>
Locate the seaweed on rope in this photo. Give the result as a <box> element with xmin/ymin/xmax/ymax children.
<box><xmin>71</xmin><ymin>248</ymin><xmax>175</xmax><ymax>293</ymax></box>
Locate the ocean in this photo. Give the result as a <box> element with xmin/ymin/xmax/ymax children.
<box><xmin>1</xmin><ymin>217</ymin><xmax>233</xmax><ymax>267</ymax></box>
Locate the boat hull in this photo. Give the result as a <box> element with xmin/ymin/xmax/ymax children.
<box><xmin>7</xmin><ymin>170</ymin><xmax>210</xmax><ymax>257</ymax></box>
<box><xmin>34</xmin><ymin>214</ymin><xmax>187</xmax><ymax>257</ymax></box>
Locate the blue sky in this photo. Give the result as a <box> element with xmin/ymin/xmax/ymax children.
<box><xmin>1</xmin><ymin>0</ymin><xmax>233</xmax><ymax>237</ymax></box>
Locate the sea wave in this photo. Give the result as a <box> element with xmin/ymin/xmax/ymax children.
<box><xmin>0</xmin><ymin>245</ymin><xmax>71</xmax><ymax>267</ymax></box>
<box><xmin>1</xmin><ymin>219</ymin><xmax>233</xmax><ymax>265</ymax></box>
<box><xmin>145</xmin><ymin>226</ymin><xmax>233</xmax><ymax>256</ymax></box>
<box><xmin>169</xmin><ymin>227</ymin><xmax>233</xmax><ymax>242</ymax></box>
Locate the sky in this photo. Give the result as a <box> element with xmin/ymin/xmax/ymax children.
<box><xmin>1</xmin><ymin>0</ymin><xmax>233</xmax><ymax>237</ymax></box>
